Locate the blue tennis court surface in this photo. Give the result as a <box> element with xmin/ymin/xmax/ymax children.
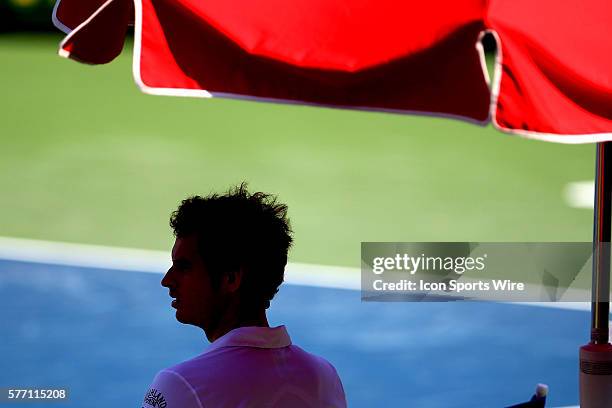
<box><xmin>0</xmin><ymin>259</ymin><xmax>587</xmax><ymax>407</ymax></box>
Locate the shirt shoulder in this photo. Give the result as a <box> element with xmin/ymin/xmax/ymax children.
<box><xmin>142</xmin><ymin>369</ymin><xmax>204</xmax><ymax>408</ymax></box>
<box><xmin>289</xmin><ymin>346</ymin><xmax>347</xmax><ymax>407</ymax></box>
<box><xmin>291</xmin><ymin>345</ymin><xmax>342</xmax><ymax>377</ymax></box>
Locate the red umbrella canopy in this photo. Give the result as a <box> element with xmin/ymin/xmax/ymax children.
<box><xmin>55</xmin><ymin>0</ymin><xmax>612</xmax><ymax>142</ymax></box>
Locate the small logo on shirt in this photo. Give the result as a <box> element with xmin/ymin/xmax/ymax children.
<box><xmin>143</xmin><ymin>388</ymin><xmax>167</xmax><ymax>408</ymax></box>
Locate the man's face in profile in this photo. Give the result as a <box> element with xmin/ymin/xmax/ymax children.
<box><xmin>161</xmin><ymin>235</ymin><xmax>221</xmax><ymax>332</ymax></box>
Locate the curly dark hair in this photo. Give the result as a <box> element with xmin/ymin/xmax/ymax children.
<box><xmin>169</xmin><ymin>183</ymin><xmax>293</xmax><ymax>309</ymax></box>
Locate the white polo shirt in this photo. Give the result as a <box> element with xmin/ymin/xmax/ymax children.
<box><xmin>141</xmin><ymin>326</ymin><xmax>347</xmax><ymax>408</ymax></box>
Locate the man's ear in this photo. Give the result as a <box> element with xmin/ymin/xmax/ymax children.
<box><xmin>223</xmin><ymin>267</ymin><xmax>243</xmax><ymax>293</ymax></box>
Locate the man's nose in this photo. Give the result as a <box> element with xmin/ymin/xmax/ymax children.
<box><xmin>161</xmin><ymin>268</ymin><xmax>173</xmax><ymax>288</ymax></box>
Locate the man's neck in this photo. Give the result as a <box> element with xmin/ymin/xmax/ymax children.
<box><xmin>205</xmin><ymin>308</ymin><xmax>269</xmax><ymax>342</ymax></box>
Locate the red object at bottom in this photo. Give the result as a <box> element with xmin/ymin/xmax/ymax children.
<box><xmin>579</xmin><ymin>343</ymin><xmax>612</xmax><ymax>408</ymax></box>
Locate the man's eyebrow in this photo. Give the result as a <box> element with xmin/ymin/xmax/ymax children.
<box><xmin>172</xmin><ymin>258</ymin><xmax>191</xmax><ymax>266</ymax></box>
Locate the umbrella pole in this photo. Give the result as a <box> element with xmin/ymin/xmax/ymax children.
<box><xmin>591</xmin><ymin>142</ymin><xmax>611</xmax><ymax>343</ymax></box>
<box><xmin>579</xmin><ymin>142</ymin><xmax>612</xmax><ymax>408</ymax></box>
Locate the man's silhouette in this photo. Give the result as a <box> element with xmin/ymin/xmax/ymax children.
<box><xmin>142</xmin><ymin>184</ymin><xmax>347</xmax><ymax>408</ymax></box>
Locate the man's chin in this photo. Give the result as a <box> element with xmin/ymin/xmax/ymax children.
<box><xmin>174</xmin><ymin>309</ymin><xmax>189</xmax><ymax>324</ymax></box>
<box><xmin>174</xmin><ymin>310</ymin><xmax>199</xmax><ymax>327</ymax></box>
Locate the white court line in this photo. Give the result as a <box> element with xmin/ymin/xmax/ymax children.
<box><xmin>0</xmin><ymin>236</ymin><xmax>359</xmax><ymax>291</ymax></box>
<box><xmin>0</xmin><ymin>236</ymin><xmax>598</xmax><ymax>312</ymax></box>
<box><xmin>564</xmin><ymin>180</ymin><xmax>594</xmax><ymax>209</ymax></box>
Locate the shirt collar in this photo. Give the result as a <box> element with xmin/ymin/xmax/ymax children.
<box><xmin>206</xmin><ymin>325</ymin><xmax>291</xmax><ymax>353</ymax></box>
